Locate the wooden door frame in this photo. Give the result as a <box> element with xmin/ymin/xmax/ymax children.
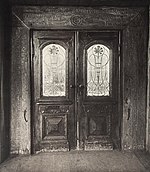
<box><xmin>11</xmin><ymin>6</ymin><xmax>148</xmax><ymax>154</ymax></box>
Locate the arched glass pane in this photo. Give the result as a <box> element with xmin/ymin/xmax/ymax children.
<box><xmin>87</xmin><ymin>44</ymin><xmax>111</xmax><ymax>96</ymax></box>
<box><xmin>42</xmin><ymin>44</ymin><xmax>66</xmax><ymax>96</ymax></box>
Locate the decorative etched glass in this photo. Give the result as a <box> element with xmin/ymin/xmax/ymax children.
<box><xmin>42</xmin><ymin>44</ymin><xmax>66</xmax><ymax>96</ymax></box>
<box><xmin>87</xmin><ymin>44</ymin><xmax>111</xmax><ymax>96</ymax></box>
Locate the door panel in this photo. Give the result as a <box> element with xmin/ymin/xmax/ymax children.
<box><xmin>32</xmin><ymin>30</ymin><xmax>120</xmax><ymax>152</ymax></box>
<box><xmin>78</xmin><ymin>32</ymin><xmax>120</xmax><ymax>150</ymax></box>
<box><xmin>32</xmin><ymin>31</ymin><xmax>75</xmax><ymax>152</ymax></box>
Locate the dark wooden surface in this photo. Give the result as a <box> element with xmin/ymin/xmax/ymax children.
<box><xmin>32</xmin><ymin>30</ymin><xmax>120</xmax><ymax>151</ymax></box>
<box><xmin>78</xmin><ymin>31</ymin><xmax>120</xmax><ymax>150</ymax></box>
<box><xmin>32</xmin><ymin>31</ymin><xmax>76</xmax><ymax>152</ymax></box>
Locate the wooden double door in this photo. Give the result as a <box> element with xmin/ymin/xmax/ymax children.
<box><xmin>32</xmin><ymin>30</ymin><xmax>120</xmax><ymax>153</ymax></box>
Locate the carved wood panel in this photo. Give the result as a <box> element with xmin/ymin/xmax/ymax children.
<box><xmin>12</xmin><ymin>6</ymin><xmax>145</xmax><ymax>29</ymax></box>
<box><xmin>40</xmin><ymin>105</ymin><xmax>69</xmax><ymax>114</ymax></box>
<box><xmin>42</xmin><ymin>114</ymin><xmax>67</xmax><ymax>140</ymax></box>
<box><xmin>40</xmin><ymin>105</ymin><xmax>69</xmax><ymax>141</ymax></box>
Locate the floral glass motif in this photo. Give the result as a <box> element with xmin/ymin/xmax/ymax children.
<box><xmin>87</xmin><ymin>44</ymin><xmax>111</xmax><ymax>96</ymax></box>
<box><xmin>42</xmin><ymin>44</ymin><xmax>66</xmax><ymax>96</ymax></box>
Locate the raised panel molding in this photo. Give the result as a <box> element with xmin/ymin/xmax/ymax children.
<box><xmin>88</xmin><ymin>115</ymin><xmax>110</xmax><ymax>136</ymax></box>
<box><xmin>42</xmin><ymin>114</ymin><xmax>67</xmax><ymax>140</ymax></box>
<box><xmin>37</xmin><ymin>105</ymin><xmax>69</xmax><ymax>152</ymax></box>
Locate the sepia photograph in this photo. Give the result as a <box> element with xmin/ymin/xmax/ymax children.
<box><xmin>0</xmin><ymin>0</ymin><xmax>150</xmax><ymax>171</ymax></box>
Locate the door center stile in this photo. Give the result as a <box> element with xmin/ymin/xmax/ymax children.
<box><xmin>75</xmin><ymin>31</ymin><xmax>80</xmax><ymax>150</ymax></box>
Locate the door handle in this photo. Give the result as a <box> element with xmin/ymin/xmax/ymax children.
<box><xmin>78</xmin><ymin>84</ymin><xmax>84</xmax><ymax>89</ymax></box>
<box><xmin>78</xmin><ymin>84</ymin><xmax>84</xmax><ymax>96</ymax></box>
<box><xmin>70</xmin><ymin>85</ymin><xmax>74</xmax><ymax>88</ymax></box>
<box><xmin>70</xmin><ymin>85</ymin><xmax>84</xmax><ymax>89</ymax></box>
<box><xmin>24</xmin><ymin>109</ymin><xmax>28</xmax><ymax>122</ymax></box>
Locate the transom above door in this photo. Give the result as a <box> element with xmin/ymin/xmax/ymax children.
<box><xmin>32</xmin><ymin>30</ymin><xmax>120</xmax><ymax>153</ymax></box>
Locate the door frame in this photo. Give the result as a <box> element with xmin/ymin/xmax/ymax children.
<box><xmin>11</xmin><ymin>6</ymin><xmax>148</xmax><ymax>154</ymax></box>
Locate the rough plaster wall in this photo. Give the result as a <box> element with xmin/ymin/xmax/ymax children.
<box><xmin>11</xmin><ymin>26</ymin><xmax>31</xmax><ymax>154</ymax></box>
<box><xmin>122</xmin><ymin>10</ymin><xmax>147</xmax><ymax>150</ymax></box>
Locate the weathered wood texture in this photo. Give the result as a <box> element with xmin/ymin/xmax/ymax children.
<box><xmin>11</xmin><ymin>26</ymin><xmax>31</xmax><ymax>154</ymax></box>
<box><xmin>12</xmin><ymin>6</ymin><xmax>144</xmax><ymax>30</ymax></box>
<box><xmin>122</xmin><ymin>9</ymin><xmax>148</xmax><ymax>150</ymax></box>
<box><xmin>11</xmin><ymin>6</ymin><xmax>148</xmax><ymax>154</ymax></box>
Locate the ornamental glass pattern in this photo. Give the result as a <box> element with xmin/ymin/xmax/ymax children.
<box><xmin>87</xmin><ymin>44</ymin><xmax>111</xmax><ymax>96</ymax></box>
<box><xmin>42</xmin><ymin>44</ymin><xmax>66</xmax><ymax>96</ymax></box>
